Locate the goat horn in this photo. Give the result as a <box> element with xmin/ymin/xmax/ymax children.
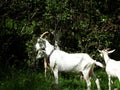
<box><xmin>40</xmin><ymin>31</ymin><xmax>49</xmax><ymax>38</ymax></box>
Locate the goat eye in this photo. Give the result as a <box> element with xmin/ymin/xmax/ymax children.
<box><xmin>42</xmin><ymin>48</ymin><xmax>45</xmax><ymax>50</ymax></box>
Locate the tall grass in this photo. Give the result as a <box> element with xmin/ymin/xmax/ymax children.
<box><xmin>0</xmin><ymin>68</ymin><xmax>120</xmax><ymax>90</ymax></box>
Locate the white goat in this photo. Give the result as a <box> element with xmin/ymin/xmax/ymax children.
<box><xmin>35</xmin><ymin>32</ymin><xmax>103</xmax><ymax>90</ymax></box>
<box><xmin>98</xmin><ymin>49</ymin><xmax>120</xmax><ymax>90</ymax></box>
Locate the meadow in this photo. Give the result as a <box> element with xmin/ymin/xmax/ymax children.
<box><xmin>0</xmin><ymin>68</ymin><xmax>120</xmax><ymax>90</ymax></box>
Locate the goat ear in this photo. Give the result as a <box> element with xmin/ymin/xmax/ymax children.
<box><xmin>108</xmin><ymin>49</ymin><xmax>115</xmax><ymax>54</ymax></box>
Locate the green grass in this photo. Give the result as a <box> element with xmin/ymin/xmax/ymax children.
<box><xmin>0</xmin><ymin>68</ymin><xmax>120</xmax><ymax>90</ymax></box>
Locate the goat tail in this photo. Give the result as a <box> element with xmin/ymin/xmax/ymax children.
<box><xmin>95</xmin><ymin>60</ymin><xmax>104</xmax><ymax>68</ymax></box>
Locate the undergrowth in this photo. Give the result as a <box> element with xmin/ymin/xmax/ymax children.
<box><xmin>0</xmin><ymin>68</ymin><xmax>120</xmax><ymax>90</ymax></box>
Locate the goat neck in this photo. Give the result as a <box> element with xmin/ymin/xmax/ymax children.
<box><xmin>44</xmin><ymin>39</ymin><xmax>54</xmax><ymax>56</ymax></box>
<box><xmin>102</xmin><ymin>51</ymin><xmax>110</xmax><ymax>64</ymax></box>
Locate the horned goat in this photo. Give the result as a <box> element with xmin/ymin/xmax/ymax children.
<box><xmin>98</xmin><ymin>49</ymin><xmax>120</xmax><ymax>90</ymax></box>
<box><xmin>35</xmin><ymin>32</ymin><xmax>104</xmax><ymax>90</ymax></box>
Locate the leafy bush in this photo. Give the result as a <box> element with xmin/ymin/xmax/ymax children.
<box><xmin>0</xmin><ymin>0</ymin><xmax>120</xmax><ymax>70</ymax></box>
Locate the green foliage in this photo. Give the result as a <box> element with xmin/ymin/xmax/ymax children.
<box><xmin>0</xmin><ymin>0</ymin><xmax>120</xmax><ymax>69</ymax></box>
<box><xmin>1</xmin><ymin>0</ymin><xmax>120</xmax><ymax>90</ymax></box>
<box><xmin>0</xmin><ymin>69</ymin><xmax>52</xmax><ymax>90</ymax></box>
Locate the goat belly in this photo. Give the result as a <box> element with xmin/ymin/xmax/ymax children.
<box><xmin>54</xmin><ymin>57</ymin><xmax>82</xmax><ymax>71</ymax></box>
<box><xmin>57</xmin><ymin>64</ymin><xmax>79</xmax><ymax>72</ymax></box>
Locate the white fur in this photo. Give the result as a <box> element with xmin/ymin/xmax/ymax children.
<box><xmin>98</xmin><ymin>49</ymin><xmax>120</xmax><ymax>90</ymax></box>
<box><xmin>35</xmin><ymin>38</ymin><xmax>103</xmax><ymax>90</ymax></box>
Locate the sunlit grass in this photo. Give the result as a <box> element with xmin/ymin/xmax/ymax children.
<box><xmin>0</xmin><ymin>68</ymin><xmax>120</xmax><ymax>90</ymax></box>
